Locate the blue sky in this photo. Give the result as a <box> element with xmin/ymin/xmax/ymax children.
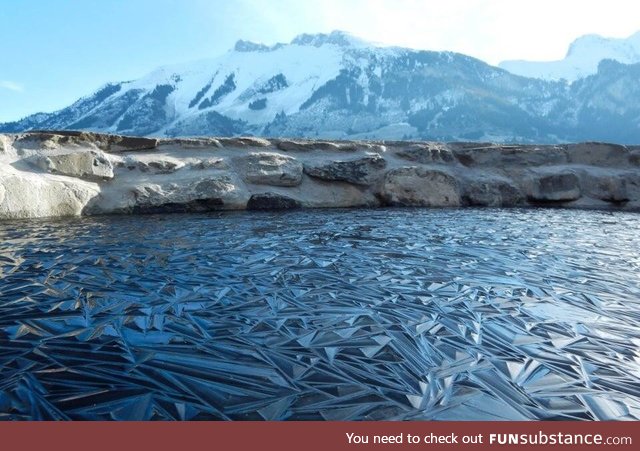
<box><xmin>1</xmin><ymin>0</ymin><xmax>639</xmax><ymax>122</ymax></box>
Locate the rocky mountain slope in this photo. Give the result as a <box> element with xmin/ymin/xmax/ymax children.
<box><xmin>500</xmin><ymin>32</ymin><xmax>640</xmax><ymax>82</ymax></box>
<box><xmin>2</xmin><ymin>31</ymin><xmax>640</xmax><ymax>144</ymax></box>
<box><xmin>0</xmin><ymin>131</ymin><xmax>638</xmax><ymax>220</ymax></box>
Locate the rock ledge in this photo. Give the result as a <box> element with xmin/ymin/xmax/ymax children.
<box><xmin>0</xmin><ymin>132</ymin><xmax>638</xmax><ymax>219</ymax></box>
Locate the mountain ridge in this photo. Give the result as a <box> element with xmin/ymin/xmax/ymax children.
<box><xmin>2</xmin><ymin>30</ymin><xmax>640</xmax><ymax>144</ymax></box>
<box><xmin>499</xmin><ymin>31</ymin><xmax>640</xmax><ymax>82</ymax></box>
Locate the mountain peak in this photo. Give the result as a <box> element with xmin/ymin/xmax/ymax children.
<box><xmin>233</xmin><ymin>39</ymin><xmax>272</xmax><ymax>52</ymax></box>
<box><xmin>290</xmin><ymin>30</ymin><xmax>368</xmax><ymax>48</ymax></box>
<box><xmin>500</xmin><ymin>30</ymin><xmax>640</xmax><ymax>82</ymax></box>
<box><xmin>233</xmin><ymin>31</ymin><xmax>368</xmax><ymax>54</ymax></box>
<box><xmin>565</xmin><ymin>33</ymin><xmax>608</xmax><ymax>58</ymax></box>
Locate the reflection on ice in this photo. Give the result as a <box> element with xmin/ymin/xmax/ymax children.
<box><xmin>0</xmin><ymin>208</ymin><xmax>639</xmax><ymax>420</ymax></box>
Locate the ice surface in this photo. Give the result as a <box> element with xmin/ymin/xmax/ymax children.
<box><xmin>0</xmin><ymin>208</ymin><xmax>639</xmax><ymax>420</ymax></box>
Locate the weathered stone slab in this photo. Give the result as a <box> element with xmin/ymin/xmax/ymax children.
<box><xmin>451</xmin><ymin>144</ymin><xmax>567</xmax><ymax>167</ymax></box>
<box><xmin>24</xmin><ymin>131</ymin><xmax>159</xmax><ymax>152</ymax></box>
<box><xmin>276</xmin><ymin>140</ymin><xmax>361</xmax><ymax>152</ymax></box>
<box><xmin>125</xmin><ymin>157</ymin><xmax>185</xmax><ymax>174</ymax></box>
<box><xmin>527</xmin><ymin>171</ymin><xmax>581</xmax><ymax>202</ymax></box>
<box><xmin>239</xmin><ymin>152</ymin><xmax>303</xmax><ymax>187</ymax></box>
<box><xmin>247</xmin><ymin>193</ymin><xmax>301</xmax><ymax>210</ymax></box>
<box><xmin>0</xmin><ymin>173</ymin><xmax>98</xmax><ymax>218</ymax></box>
<box><xmin>191</xmin><ymin>158</ymin><xmax>228</xmax><ymax>170</ymax></box>
<box><xmin>37</xmin><ymin>151</ymin><xmax>114</xmax><ymax>181</ymax></box>
<box><xmin>380</xmin><ymin>167</ymin><xmax>461</xmax><ymax>207</ymax></box>
<box><xmin>218</xmin><ymin>137</ymin><xmax>272</xmax><ymax>148</ymax></box>
<box><xmin>304</xmin><ymin>156</ymin><xmax>386</xmax><ymax>185</ymax></box>
<box><xmin>566</xmin><ymin>142</ymin><xmax>629</xmax><ymax>166</ymax></box>
<box><xmin>578</xmin><ymin>172</ymin><xmax>629</xmax><ymax>203</ymax></box>
<box><xmin>463</xmin><ymin>178</ymin><xmax>524</xmax><ymax>207</ymax></box>
<box><xmin>130</xmin><ymin>174</ymin><xmax>248</xmax><ymax>213</ymax></box>
<box><xmin>159</xmin><ymin>138</ymin><xmax>223</xmax><ymax>149</ymax></box>
<box><xmin>396</xmin><ymin>143</ymin><xmax>454</xmax><ymax>164</ymax></box>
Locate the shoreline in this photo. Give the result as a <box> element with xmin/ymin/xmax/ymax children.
<box><xmin>1</xmin><ymin>131</ymin><xmax>639</xmax><ymax>220</ymax></box>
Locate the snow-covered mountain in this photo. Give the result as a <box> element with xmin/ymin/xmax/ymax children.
<box><xmin>3</xmin><ymin>30</ymin><xmax>640</xmax><ymax>143</ymax></box>
<box><xmin>500</xmin><ymin>32</ymin><xmax>640</xmax><ymax>82</ymax></box>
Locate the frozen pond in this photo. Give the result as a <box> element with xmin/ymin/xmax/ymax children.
<box><xmin>0</xmin><ymin>208</ymin><xmax>639</xmax><ymax>420</ymax></box>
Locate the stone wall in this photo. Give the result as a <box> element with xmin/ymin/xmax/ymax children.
<box><xmin>0</xmin><ymin>131</ymin><xmax>638</xmax><ymax>219</ymax></box>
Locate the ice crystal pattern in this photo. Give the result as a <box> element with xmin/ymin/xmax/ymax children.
<box><xmin>0</xmin><ymin>209</ymin><xmax>639</xmax><ymax>420</ymax></box>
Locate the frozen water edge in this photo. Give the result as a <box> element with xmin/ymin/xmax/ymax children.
<box><xmin>0</xmin><ymin>208</ymin><xmax>639</xmax><ymax>420</ymax></box>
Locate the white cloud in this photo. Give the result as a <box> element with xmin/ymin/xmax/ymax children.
<box><xmin>0</xmin><ymin>80</ymin><xmax>24</xmax><ymax>92</ymax></box>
